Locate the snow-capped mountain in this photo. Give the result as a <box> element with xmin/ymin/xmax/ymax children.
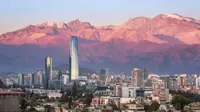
<box><xmin>0</xmin><ymin>14</ymin><xmax>200</xmax><ymax>73</ymax></box>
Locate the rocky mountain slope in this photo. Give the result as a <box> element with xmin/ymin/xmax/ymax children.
<box><xmin>0</xmin><ymin>14</ymin><xmax>200</xmax><ymax>74</ymax></box>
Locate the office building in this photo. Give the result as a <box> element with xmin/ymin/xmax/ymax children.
<box><xmin>143</xmin><ymin>69</ymin><xmax>148</xmax><ymax>80</ymax></box>
<box><xmin>69</xmin><ymin>36</ymin><xmax>79</xmax><ymax>81</ymax></box>
<box><xmin>28</xmin><ymin>73</ymin><xmax>34</xmax><ymax>87</ymax></box>
<box><xmin>160</xmin><ymin>75</ymin><xmax>170</xmax><ymax>89</ymax></box>
<box><xmin>48</xmin><ymin>80</ymin><xmax>62</xmax><ymax>90</ymax></box>
<box><xmin>131</xmin><ymin>68</ymin><xmax>144</xmax><ymax>87</ymax></box>
<box><xmin>62</xmin><ymin>73</ymin><xmax>69</xmax><ymax>84</ymax></box>
<box><xmin>18</xmin><ymin>73</ymin><xmax>24</xmax><ymax>86</ymax></box>
<box><xmin>196</xmin><ymin>76</ymin><xmax>200</xmax><ymax>89</ymax></box>
<box><xmin>114</xmin><ymin>84</ymin><xmax>122</xmax><ymax>97</ymax></box>
<box><xmin>58</xmin><ymin>70</ymin><xmax>62</xmax><ymax>80</ymax></box>
<box><xmin>45</xmin><ymin>56</ymin><xmax>52</xmax><ymax>89</ymax></box>
<box><xmin>100</xmin><ymin>68</ymin><xmax>107</xmax><ymax>81</ymax></box>
<box><xmin>122</xmin><ymin>86</ymin><xmax>136</xmax><ymax>98</ymax></box>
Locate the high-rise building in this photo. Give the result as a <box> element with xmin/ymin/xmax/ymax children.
<box><xmin>58</xmin><ymin>70</ymin><xmax>62</xmax><ymax>80</ymax></box>
<box><xmin>100</xmin><ymin>68</ymin><xmax>107</xmax><ymax>81</ymax></box>
<box><xmin>196</xmin><ymin>76</ymin><xmax>200</xmax><ymax>89</ymax></box>
<box><xmin>114</xmin><ymin>84</ymin><xmax>122</xmax><ymax>97</ymax></box>
<box><xmin>62</xmin><ymin>73</ymin><xmax>69</xmax><ymax>85</ymax></box>
<box><xmin>28</xmin><ymin>73</ymin><xmax>34</xmax><ymax>87</ymax></box>
<box><xmin>45</xmin><ymin>56</ymin><xmax>52</xmax><ymax>89</ymax></box>
<box><xmin>69</xmin><ymin>36</ymin><xmax>79</xmax><ymax>81</ymax></box>
<box><xmin>131</xmin><ymin>68</ymin><xmax>144</xmax><ymax>87</ymax></box>
<box><xmin>18</xmin><ymin>73</ymin><xmax>24</xmax><ymax>86</ymax></box>
<box><xmin>143</xmin><ymin>69</ymin><xmax>148</xmax><ymax>80</ymax></box>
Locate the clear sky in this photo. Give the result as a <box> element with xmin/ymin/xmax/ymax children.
<box><xmin>0</xmin><ymin>0</ymin><xmax>199</xmax><ymax>34</ymax></box>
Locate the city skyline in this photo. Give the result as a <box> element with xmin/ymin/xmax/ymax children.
<box><xmin>1</xmin><ymin>0</ymin><xmax>200</xmax><ymax>34</ymax></box>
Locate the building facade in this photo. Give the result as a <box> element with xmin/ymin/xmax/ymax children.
<box><xmin>132</xmin><ymin>68</ymin><xmax>144</xmax><ymax>87</ymax></box>
<box><xmin>18</xmin><ymin>73</ymin><xmax>24</xmax><ymax>86</ymax></box>
<box><xmin>45</xmin><ymin>56</ymin><xmax>52</xmax><ymax>89</ymax></box>
<box><xmin>69</xmin><ymin>36</ymin><xmax>79</xmax><ymax>81</ymax></box>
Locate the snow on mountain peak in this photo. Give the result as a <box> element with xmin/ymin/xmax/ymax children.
<box><xmin>40</xmin><ymin>21</ymin><xmax>67</xmax><ymax>28</ymax></box>
<box><xmin>160</xmin><ymin>14</ymin><xmax>196</xmax><ymax>22</ymax></box>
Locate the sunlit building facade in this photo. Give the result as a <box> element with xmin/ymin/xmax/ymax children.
<box><xmin>69</xmin><ymin>36</ymin><xmax>79</xmax><ymax>81</ymax></box>
<box><xmin>18</xmin><ymin>73</ymin><xmax>24</xmax><ymax>86</ymax></box>
<box><xmin>45</xmin><ymin>56</ymin><xmax>52</xmax><ymax>89</ymax></box>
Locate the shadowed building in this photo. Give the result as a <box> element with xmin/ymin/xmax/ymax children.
<box><xmin>100</xmin><ymin>68</ymin><xmax>107</xmax><ymax>81</ymax></box>
<box><xmin>0</xmin><ymin>91</ymin><xmax>25</xmax><ymax>112</ymax></box>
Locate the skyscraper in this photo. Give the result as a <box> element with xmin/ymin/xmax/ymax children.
<box><xmin>131</xmin><ymin>68</ymin><xmax>144</xmax><ymax>87</ymax></box>
<box><xmin>143</xmin><ymin>69</ymin><xmax>148</xmax><ymax>80</ymax></box>
<box><xmin>100</xmin><ymin>68</ymin><xmax>107</xmax><ymax>81</ymax></box>
<box><xmin>18</xmin><ymin>73</ymin><xmax>24</xmax><ymax>86</ymax></box>
<box><xmin>28</xmin><ymin>73</ymin><xmax>34</xmax><ymax>87</ymax></box>
<box><xmin>69</xmin><ymin>36</ymin><xmax>79</xmax><ymax>81</ymax></box>
<box><xmin>45</xmin><ymin>56</ymin><xmax>52</xmax><ymax>89</ymax></box>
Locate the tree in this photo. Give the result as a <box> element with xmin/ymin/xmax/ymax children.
<box><xmin>174</xmin><ymin>103</ymin><xmax>181</xmax><ymax>110</ymax></box>
<box><xmin>150</xmin><ymin>101</ymin><xmax>160</xmax><ymax>111</ymax></box>
<box><xmin>44</xmin><ymin>105</ymin><xmax>51</xmax><ymax>112</ymax></box>
<box><xmin>85</xmin><ymin>92</ymin><xmax>93</xmax><ymax>106</ymax></box>
<box><xmin>171</xmin><ymin>95</ymin><xmax>191</xmax><ymax>110</ymax></box>
<box><xmin>107</xmin><ymin>100</ymin><xmax>119</xmax><ymax>110</ymax></box>
<box><xmin>20</xmin><ymin>98</ymin><xmax>28</xmax><ymax>112</ymax></box>
<box><xmin>58</xmin><ymin>104</ymin><xmax>63</xmax><ymax>112</ymax></box>
<box><xmin>60</xmin><ymin>93</ymin><xmax>69</xmax><ymax>102</ymax></box>
<box><xmin>72</xmin><ymin>81</ymin><xmax>77</xmax><ymax>98</ymax></box>
<box><xmin>68</xmin><ymin>96</ymin><xmax>72</xmax><ymax>109</ymax></box>
<box><xmin>144</xmin><ymin>105</ymin><xmax>152</xmax><ymax>112</ymax></box>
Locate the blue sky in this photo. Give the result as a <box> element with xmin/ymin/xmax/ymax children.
<box><xmin>0</xmin><ymin>0</ymin><xmax>199</xmax><ymax>34</ymax></box>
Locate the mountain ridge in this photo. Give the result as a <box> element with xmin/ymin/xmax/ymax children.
<box><xmin>0</xmin><ymin>14</ymin><xmax>200</xmax><ymax>74</ymax></box>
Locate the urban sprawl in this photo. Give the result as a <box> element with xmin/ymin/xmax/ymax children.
<box><xmin>1</xmin><ymin>36</ymin><xmax>200</xmax><ymax>112</ymax></box>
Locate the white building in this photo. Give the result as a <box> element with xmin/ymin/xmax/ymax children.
<box><xmin>132</xmin><ymin>68</ymin><xmax>144</xmax><ymax>87</ymax></box>
<box><xmin>62</xmin><ymin>74</ymin><xmax>69</xmax><ymax>84</ymax></box>
<box><xmin>196</xmin><ymin>76</ymin><xmax>200</xmax><ymax>89</ymax></box>
<box><xmin>114</xmin><ymin>84</ymin><xmax>122</xmax><ymax>97</ymax></box>
<box><xmin>78</xmin><ymin>76</ymin><xmax>87</xmax><ymax>81</ymax></box>
<box><xmin>122</xmin><ymin>86</ymin><xmax>136</xmax><ymax>98</ymax></box>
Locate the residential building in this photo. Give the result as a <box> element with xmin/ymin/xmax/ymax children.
<box><xmin>114</xmin><ymin>84</ymin><xmax>122</xmax><ymax>97</ymax></box>
<box><xmin>132</xmin><ymin>68</ymin><xmax>144</xmax><ymax>87</ymax></box>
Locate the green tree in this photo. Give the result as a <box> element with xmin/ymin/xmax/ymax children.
<box><xmin>68</xmin><ymin>96</ymin><xmax>72</xmax><ymax>109</ymax></box>
<box><xmin>60</xmin><ymin>93</ymin><xmax>69</xmax><ymax>102</ymax></box>
<box><xmin>174</xmin><ymin>103</ymin><xmax>181</xmax><ymax>110</ymax></box>
<box><xmin>20</xmin><ymin>98</ymin><xmax>28</xmax><ymax>112</ymax></box>
<box><xmin>171</xmin><ymin>95</ymin><xmax>191</xmax><ymax>110</ymax></box>
<box><xmin>72</xmin><ymin>81</ymin><xmax>77</xmax><ymax>98</ymax></box>
<box><xmin>144</xmin><ymin>104</ymin><xmax>152</xmax><ymax>112</ymax></box>
<box><xmin>150</xmin><ymin>101</ymin><xmax>160</xmax><ymax>111</ymax></box>
<box><xmin>44</xmin><ymin>105</ymin><xmax>51</xmax><ymax>112</ymax></box>
<box><xmin>85</xmin><ymin>92</ymin><xmax>93</xmax><ymax>106</ymax></box>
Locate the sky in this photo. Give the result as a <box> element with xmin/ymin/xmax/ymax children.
<box><xmin>0</xmin><ymin>0</ymin><xmax>200</xmax><ymax>34</ymax></box>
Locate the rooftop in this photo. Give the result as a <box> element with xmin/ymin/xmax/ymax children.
<box><xmin>0</xmin><ymin>91</ymin><xmax>25</xmax><ymax>95</ymax></box>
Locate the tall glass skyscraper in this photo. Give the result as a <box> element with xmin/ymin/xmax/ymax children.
<box><xmin>18</xmin><ymin>73</ymin><xmax>24</xmax><ymax>86</ymax></box>
<box><xmin>69</xmin><ymin>36</ymin><xmax>79</xmax><ymax>81</ymax></box>
<box><xmin>45</xmin><ymin>56</ymin><xmax>52</xmax><ymax>89</ymax></box>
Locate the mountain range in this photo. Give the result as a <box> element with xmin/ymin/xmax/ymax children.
<box><xmin>0</xmin><ymin>14</ymin><xmax>200</xmax><ymax>74</ymax></box>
